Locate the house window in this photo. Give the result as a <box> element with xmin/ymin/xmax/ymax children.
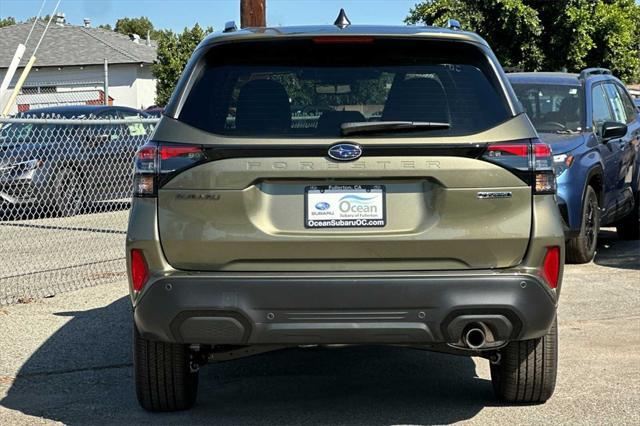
<box><xmin>21</xmin><ymin>86</ymin><xmax>57</xmax><ymax>94</ymax></box>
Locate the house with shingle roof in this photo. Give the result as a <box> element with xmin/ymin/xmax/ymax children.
<box><xmin>0</xmin><ymin>17</ymin><xmax>157</xmax><ymax>114</ymax></box>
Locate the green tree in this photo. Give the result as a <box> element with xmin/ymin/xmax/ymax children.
<box><xmin>1</xmin><ymin>15</ymin><xmax>52</xmax><ymax>27</ymax></box>
<box><xmin>524</xmin><ymin>0</ymin><xmax>639</xmax><ymax>82</ymax></box>
<box><xmin>0</xmin><ymin>17</ymin><xmax>17</xmax><ymax>28</ymax></box>
<box><xmin>588</xmin><ymin>0</ymin><xmax>640</xmax><ymax>83</ymax></box>
<box><xmin>1</xmin><ymin>15</ymin><xmax>55</xmax><ymax>27</ymax></box>
<box><xmin>522</xmin><ymin>0</ymin><xmax>596</xmax><ymax>72</ymax></box>
<box><xmin>98</xmin><ymin>23</ymin><xmax>112</xmax><ymax>31</ymax></box>
<box><xmin>406</xmin><ymin>0</ymin><xmax>544</xmax><ymax>71</ymax></box>
<box><xmin>152</xmin><ymin>24</ymin><xmax>213</xmax><ymax>106</ymax></box>
<box><xmin>114</xmin><ymin>16</ymin><xmax>157</xmax><ymax>39</ymax></box>
<box><xmin>406</xmin><ymin>0</ymin><xmax>640</xmax><ymax>82</ymax></box>
<box><xmin>24</xmin><ymin>15</ymin><xmax>50</xmax><ymax>23</ymax></box>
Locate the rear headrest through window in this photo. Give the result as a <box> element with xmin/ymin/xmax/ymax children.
<box><xmin>383</xmin><ymin>78</ymin><xmax>450</xmax><ymax>123</ymax></box>
<box><xmin>235</xmin><ymin>79</ymin><xmax>292</xmax><ymax>133</ymax></box>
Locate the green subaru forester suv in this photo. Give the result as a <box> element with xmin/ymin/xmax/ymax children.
<box><xmin>127</xmin><ymin>18</ymin><xmax>564</xmax><ymax>411</ymax></box>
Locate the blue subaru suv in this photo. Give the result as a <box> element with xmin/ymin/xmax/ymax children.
<box><xmin>509</xmin><ymin>69</ymin><xmax>640</xmax><ymax>263</ymax></box>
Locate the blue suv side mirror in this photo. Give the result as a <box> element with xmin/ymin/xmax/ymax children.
<box><xmin>601</xmin><ymin>121</ymin><xmax>627</xmax><ymax>142</ymax></box>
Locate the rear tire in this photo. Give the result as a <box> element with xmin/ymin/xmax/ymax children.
<box><xmin>490</xmin><ymin>318</ymin><xmax>558</xmax><ymax>403</ymax></box>
<box><xmin>134</xmin><ymin>325</ymin><xmax>198</xmax><ymax>412</ymax></box>
<box><xmin>52</xmin><ymin>168</ymin><xmax>83</xmax><ymax>217</ymax></box>
<box><xmin>566</xmin><ymin>185</ymin><xmax>599</xmax><ymax>263</ymax></box>
<box><xmin>616</xmin><ymin>192</ymin><xmax>640</xmax><ymax>240</ymax></box>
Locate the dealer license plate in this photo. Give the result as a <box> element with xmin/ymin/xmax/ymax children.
<box><xmin>305</xmin><ymin>185</ymin><xmax>386</xmax><ymax>228</ymax></box>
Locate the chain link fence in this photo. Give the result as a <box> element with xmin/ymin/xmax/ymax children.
<box><xmin>0</xmin><ymin>116</ymin><xmax>158</xmax><ymax>305</ymax></box>
<box><xmin>1</xmin><ymin>79</ymin><xmax>112</xmax><ymax>115</ymax></box>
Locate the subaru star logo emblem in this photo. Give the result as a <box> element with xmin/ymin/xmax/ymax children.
<box><xmin>315</xmin><ymin>202</ymin><xmax>330</xmax><ymax>211</ymax></box>
<box><xmin>328</xmin><ymin>143</ymin><xmax>362</xmax><ymax>161</ymax></box>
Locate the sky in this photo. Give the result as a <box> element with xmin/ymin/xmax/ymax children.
<box><xmin>0</xmin><ymin>0</ymin><xmax>419</xmax><ymax>32</ymax></box>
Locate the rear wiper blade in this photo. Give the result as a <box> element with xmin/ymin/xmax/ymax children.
<box><xmin>341</xmin><ymin>121</ymin><xmax>450</xmax><ymax>136</ymax></box>
<box><xmin>553</xmin><ymin>129</ymin><xmax>580</xmax><ymax>134</ymax></box>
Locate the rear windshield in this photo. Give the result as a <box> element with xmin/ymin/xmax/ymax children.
<box><xmin>511</xmin><ymin>83</ymin><xmax>584</xmax><ymax>133</ymax></box>
<box><xmin>176</xmin><ymin>39</ymin><xmax>512</xmax><ymax>138</ymax></box>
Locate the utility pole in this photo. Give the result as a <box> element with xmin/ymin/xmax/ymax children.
<box><xmin>103</xmin><ymin>59</ymin><xmax>109</xmax><ymax>106</ymax></box>
<box><xmin>240</xmin><ymin>0</ymin><xmax>266</xmax><ymax>28</ymax></box>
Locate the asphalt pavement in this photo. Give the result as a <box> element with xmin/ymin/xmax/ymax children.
<box><xmin>0</xmin><ymin>229</ymin><xmax>638</xmax><ymax>425</ymax></box>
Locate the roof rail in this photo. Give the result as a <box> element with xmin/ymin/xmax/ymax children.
<box><xmin>579</xmin><ymin>68</ymin><xmax>612</xmax><ymax>79</ymax></box>
<box><xmin>223</xmin><ymin>21</ymin><xmax>237</xmax><ymax>33</ymax></box>
<box><xmin>446</xmin><ymin>19</ymin><xmax>461</xmax><ymax>31</ymax></box>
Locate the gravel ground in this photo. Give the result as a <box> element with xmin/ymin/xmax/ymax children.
<box><xmin>0</xmin><ymin>230</ymin><xmax>638</xmax><ymax>425</ymax></box>
<box><xmin>0</xmin><ymin>207</ymin><xmax>129</xmax><ymax>305</ymax></box>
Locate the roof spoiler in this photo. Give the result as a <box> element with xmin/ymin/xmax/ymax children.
<box><xmin>223</xmin><ymin>21</ymin><xmax>237</xmax><ymax>33</ymax></box>
<box><xmin>446</xmin><ymin>19</ymin><xmax>461</xmax><ymax>31</ymax></box>
<box><xmin>579</xmin><ymin>68</ymin><xmax>612</xmax><ymax>79</ymax></box>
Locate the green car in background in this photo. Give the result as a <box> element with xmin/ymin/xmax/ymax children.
<box><xmin>126</xmin><ymin>19</ymin><xmax>565</xmax><ymax>411</ymax></box>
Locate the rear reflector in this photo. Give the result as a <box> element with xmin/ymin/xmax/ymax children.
<box><xmin>542</xmin><ymin>246</ymin><xmax>560</xmax><ymax>289</ymax></box>
<box><xmin>130</xmin><ymin>249</ymin><xmax>149</xmax><ymax>292</ymax></box>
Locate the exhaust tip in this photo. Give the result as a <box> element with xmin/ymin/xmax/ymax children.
<box><xmin>463</xmin><ymin>326</ymin><xmax>486</xmax><ymax>349</ymax></box>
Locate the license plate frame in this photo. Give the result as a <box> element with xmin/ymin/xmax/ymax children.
<box><xmin>304</xmin><ymin>184</ymin><xmax>386</xmax><ymax>228</ymax></box>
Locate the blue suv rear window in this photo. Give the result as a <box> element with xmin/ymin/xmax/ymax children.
<box><xmin>511</xmin><ymin>83</ymin><xmax>584</xmax><ymax>133</ymax></box>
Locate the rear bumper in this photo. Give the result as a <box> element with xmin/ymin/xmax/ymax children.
<box><xmin>134</xmin><ymin>272</ymin><xmax>557</xmax><ymax>346</ymax></box>
<box><xmin>556</xmin><ymin>179</ymin><xmax>583</xmax><ymax>236</ymax></box>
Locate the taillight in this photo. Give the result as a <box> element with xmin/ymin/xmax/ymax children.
<box><xmin>486</xmin><ymin>143</ymin><xmax>529</xmax><ymax>157</ymax></box>
<box><xmin>133</xmin><ymin>141</ymin><xmax>205</xmax><ymax>197</ymax></box>
<box><xmin>133</xmin><ymin>144</ymin><xmax>157</xmax><ymax>196</ymax></box>
<box><xmin>541</xmin><ymin>246</ymin><xmax>561</xmax><ymax>289</ymax></box>
<box><xmin>130</xmin><ymin>249</ymin><xmax>149</xmax><ymax>292</ymax></box>
<box><xmin>482</xmin><ymin>138</ymin><xmax>556</xmax><ymax>194</ymax></box>
<box><xmin>532</xmin><ymin>141</ymin><xmax>555</xmax><ymax>194</ymax></box>
<box><xmin>552</xmin><ymin>153</ymin><xmax>574</xmax><ymax>177</ymax></box>
<box><xmin>160</xmin><ymin>145</ymin><xmax>203</xmax><ymax>161</ymax></box>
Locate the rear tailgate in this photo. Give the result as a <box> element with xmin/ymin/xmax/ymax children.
<box><xmin>154</xmin><ymin>35</ymin><xmax>533</xmax><ymax>272</ymax></box>
<box><xmin>158</xmin><ymin>150</ymin><xmax>531</xmax><ymax>271</ymax></box>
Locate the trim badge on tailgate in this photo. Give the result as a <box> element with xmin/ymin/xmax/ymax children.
<box><xmin>176</xmin><ymin>193</ymin><xmax>221</xmax><ymax>201</ymax></box>
<box><xmin>477</xmin><ymin>191</ymin><xmax>512</xmax><ymax>199</ymax></box>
